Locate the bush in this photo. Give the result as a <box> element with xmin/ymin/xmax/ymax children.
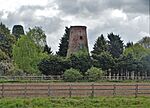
<box><xmin>38</xmin><ymin>55</ymin><xmax>69</xmax><ymax>75</ymax></box>
<box><xmin>63</xmin><ymin>68</ymin><xmax>83</xmax><ymax>82</ymax></box>
<box><xmin>85</xmin><ymin>67</ymin><xmax>103</xmax><ymax>81</ymax></box>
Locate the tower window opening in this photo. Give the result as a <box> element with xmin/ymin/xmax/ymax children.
<box><xmin>80</xmin><ymin>36</ymin><xmax>83</xmax><ymax>40</ymax></box>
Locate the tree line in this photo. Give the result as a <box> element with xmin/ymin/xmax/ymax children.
<box><xmin>0</xmin><ymin>23</ymin><xmax>150</xmax><ymax>81</ymax></box>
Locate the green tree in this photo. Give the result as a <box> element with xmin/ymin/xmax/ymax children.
<box><xmin>92</xmin><ymin>52</ymin><xmax>114</xmax><ymax>71</ymax></box>
<box><xmin>0</xmin><ymin>23</ymin><xmax>15</xmax><ymax>75</ymax></box>
<box><xmin>0</xmin><ymin>61</ymin><xmax>14</xmax><ymax>75</ymax></box>
<box><xmin>124</xmin><ymin>43</ymin><xmax>150</xmax><ymax>60</ymax></box>
<box><xmin>43</xmin><ymin>45</ymin><xmax>52</xmax><ymax>54</ymax></box>
<box><xmin>141</xmin><ymin>54</ymin><xmax>150</xmax><ymax>76</ymax></box>
<box><xmin>117</xmin><ymin>54</ymin><xmax>138</xmax><ymax>78</ymax></box>
<box><xmin>0</xmin><ymin>23</ymin><xmax>16</xmax><ymax>58</ymax></box>
<box><xmin>69</xmin><ymin>50</ymin><xmax>91</xmax><ymax>75</ymax></box>
<box><xmin>138</xmin><ymin>36</ymin><xmax>150</xmax><ymax>49</ymax></box>
<box><xmin>108</xmin><ymin>33</ymin><xmax>124</xmax><ymax>58</ymax></box>
<box><xmin>125</xmin><ymin>42</ymin><xmax>133</xmax><ymax>48</ymax></box>
<box><xmin>122</xmin><ymin>44</ymin><xmax>150</xmax><ymax>78</ymax></box>
<box><xmin>13</xmin><ymin>35</ymin><xmax>47</xmax><ymax>75</ymax></box>
<box><xmin>0</xmin><ymin>49</ymin><xmax>7</xmax><ymax>60</ymax></box>
<box><xmin>57</xmin><ymin>27</ymin><xmax>70</xmax><ymax>57</ymax></box>
<box><xmin>12</xmin><ymin>25</ymin><xmax>24</xmax><ymax>39</ymax></box>
<box><xmin>26</xmin><ymin>26</ymin><xmax>47</xmax><ymax>50</ymax></box>
<box><xmin>91</xmin><ymin>34</ymin><xmax>108</xmax><ymax>55</ymax></box>
<box><xmin>0</xmin><ymin>22</ymin><xmax>10</xmax><ymax>35</ymax></box>
<box><xmin>92</xmin><ymin>51</ymin><xmax>115</xmax><ymax>77</ymax></box>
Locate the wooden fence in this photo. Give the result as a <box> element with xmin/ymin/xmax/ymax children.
<box><xmin>0</xmin><ymin>83</ymin><xmax>150</xmax><ymax>98</ymax></box>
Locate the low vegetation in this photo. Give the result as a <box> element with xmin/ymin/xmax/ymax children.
<box><xmin>0</xmin><ymin>97</ymin><xmax>150</xmax><ymax>108</ymax></box>
<box><xmin>63</xmin><ymin>68</ymin><xmax>83</xmax><ymax>82</ymax></box>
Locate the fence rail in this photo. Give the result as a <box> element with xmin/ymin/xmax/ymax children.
<box><xmin>1</xmin><ymin>83</ymin><xmax>150</xmax><ymax>98</ymax></box>
<box><xmin>0</xmin><ymin>76</ymin><xmax>150</xmax><ymax>81</ymax></box>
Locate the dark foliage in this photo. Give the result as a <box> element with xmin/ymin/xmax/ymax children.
<box><xmin>107</xmin><ymin>33</ymin><xmax>124</xmax><ymax>58</ymax></box>
<box><xmin>57</xmin><ymin>27</ymin><xmax>70</xmax><ymax>57</ymax></box>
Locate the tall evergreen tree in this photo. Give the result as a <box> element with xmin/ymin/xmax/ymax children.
<box><xmin>91</xmin><ymin>34</ymin><xmax>108</xmax><ymax>55</ymax></box>
<box><xmin>125</xmin><ymin>42</ymin><xmax>133</xmax><ymax>48</ymax></box>
<box><xmin>57</xmin><ymin>27</ymin><xmax>70</xmax><ymax>57</ymax></box>
<box><xmin>107</xmin><ymin>33</ymin><xmax>124</xmax><ymax>58</ymax></box>
<box><xmin>43</xmin><ymin>45</ymin><xmax>52</xmax><ymax>54</ymax></box>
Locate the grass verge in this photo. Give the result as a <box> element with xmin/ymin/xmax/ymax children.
<box><xmin>0</xmin><ymin>97</ymin><xmax>150</xmax><ymax>108</ymax></box>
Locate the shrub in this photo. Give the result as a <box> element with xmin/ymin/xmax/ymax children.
<box><xmin>38</xmin><ymin>55</ymin><xmax>69</xmax><ymax>75</ymax></box>
<box><xmin>85</xmin><ymin>67</ymin><xmax>103</xmax><ymax>81</ymax></box>
<box><xmin>63</xmin><ymin>68</ymin><xmax>83</xmax><ymax>82</ymax></box>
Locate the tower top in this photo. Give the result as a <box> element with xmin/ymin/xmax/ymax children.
<box><xmin>70</xmin><ymin>26</ymin><xmax>86</xmax><ymax>28</ymax></box>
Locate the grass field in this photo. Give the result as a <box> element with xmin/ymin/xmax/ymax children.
<box><xmin>0</xmin><ymin>97</ymin><xmax>150</xmax><ymax>108</ymax></box>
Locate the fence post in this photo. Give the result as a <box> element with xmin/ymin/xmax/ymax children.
<box><xmin>1</xmin><ymin>83</ymin><xmax>4</xmax><ymax>98</ymax></box>
<box><xmin>48</xmin><ymin>83</ymin><xmax>50</xmax><ymax>97</ymax></box>
<box><xmin>91</xmin><ymin>83</ymin><xmax>94</xmax><ymax>97</ymax></box>
<box><xmin>113</xmin><ymin>84</ymin><xmax>116</xmax><ymax>96</ymax></box>
<box><xmin>24</xmin><ymin>83</ymin><xmax>27</xmax><ymax>98</ymax></box>
<box><xmin>135</xmin><ymin>84</ymin><xmax>138</xmax><ymax>98</ymax></box>
<box><xmin>69</xmin><ymin>84</ymin><xmax>72</xmax><ymax>98</ymax></box>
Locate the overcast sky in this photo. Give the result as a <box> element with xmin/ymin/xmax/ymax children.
<box><xmin>0</xmin><ymin>0</ymin><xmax>149</xmax><ymax>52</ymax></box>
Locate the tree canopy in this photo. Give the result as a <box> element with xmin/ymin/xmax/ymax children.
<box><xmin>107</xmin><ymin>33</ymin><xmax>124</xmax><ymax>58</ymax></box>
<box><xmin>138</xmin><ymin>37</ymin><xmax>150</xmax><ymax>49</ymax></box>
<box><xmin>26</xmin><ymin>26</ymin><xmax>47</xmax><ymax>49</ymax></box>
<box><xmin>91</xmin><ymin>34</ymin><xmax>108</xmax><ymax>55</ymax></box>
<box><xmin>13</xmin><ymin>35</ymin><xmax>48</xmax><ymax>75</ymax></box>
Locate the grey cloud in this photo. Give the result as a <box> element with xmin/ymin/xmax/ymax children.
<box><xmin>0</xmin><ymin>11</ymin><xmax>4</xmax><ymax>17</ymax></box>
<box><xmin>0</xmin><ymin>5</ymin><xmax>64</xmax><ymax>52</ymax></box>
<box><xmin>88</xmin><ymin>15</ymin><xmax>149</xmax><ymax>47</ymax></box>
<box><xmin>56</xmin><ymin>0</ymin><xmax>149</xmax><ymax>16</ymax></box>
<box><xmin>1</xmin><ymin>5</ymin><xmax>63</xmax><ymax>34</ymax></box>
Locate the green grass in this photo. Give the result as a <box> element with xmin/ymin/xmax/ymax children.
<box><xmin>0</xmin><ymin>97</ymin><xmax>150</xmax><ymax>108</ymax></box>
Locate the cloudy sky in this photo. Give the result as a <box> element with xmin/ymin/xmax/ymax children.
<box><xmin>0</xmin><ymin>0</ymin><xmax>149</xmax><ymax>52</ymax></box>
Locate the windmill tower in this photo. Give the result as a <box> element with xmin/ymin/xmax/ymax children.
<box><xmin>67</xmin><ymin>26</ymin><xmax>89</xmax><ymax>57</ymax></box>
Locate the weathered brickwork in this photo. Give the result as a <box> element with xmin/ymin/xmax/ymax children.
<box><xmin>67</xmin><ymin>26</ymin><xmax>89</xmax><ymax>57</ymax></box>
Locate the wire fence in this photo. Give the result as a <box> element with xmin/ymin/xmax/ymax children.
<box><xmin>0</xmin><ymin>76</ymin><xmax>150</xmax><ymax>81</ymax></box>
<box><xmin>0</xmin><ymin>83</ymin><xmax>150</xmax><ymax>98</ymax></box>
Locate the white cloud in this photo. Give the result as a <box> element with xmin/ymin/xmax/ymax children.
<box><xmin>111</xmin><ymin>9</ymin><xmax>127</xmax><ymax>20</ymax></box>
<box><xmin>0</xmin><ymin>0</ymin><xmax>50</xmax><ymax>12</ymax></box>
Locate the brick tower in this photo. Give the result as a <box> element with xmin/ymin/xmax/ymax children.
<box><xmin>67</xmin><ymin>26</ymin><xmax>89</xmax><ymax>57</ymax></box>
